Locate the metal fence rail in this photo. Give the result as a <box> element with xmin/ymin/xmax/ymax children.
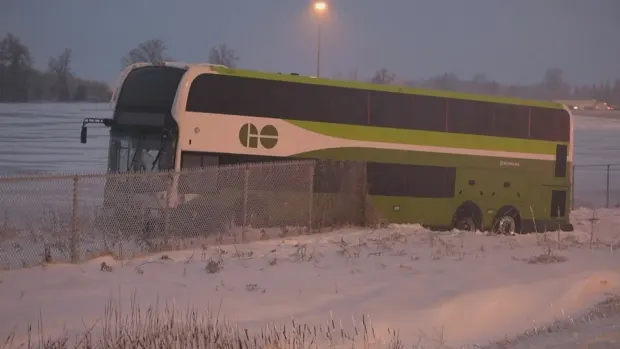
<box><xmin>572</xmin><ymin>163</ymin><xmax>620</xmax><ymax>209</ymax></box>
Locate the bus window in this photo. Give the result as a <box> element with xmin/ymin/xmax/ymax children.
<box><xmin>320</xmin><ymin>85</ymin><xmax>368</xmax><ymax>125</ymax></box>
<box><xmin>367</xmin><ymin>163</ymin><xmax>456</xmax><ymax>198</ymax></box>
<box><xmin>447</xmin><ymin>99</ymin><xmax>494</xmax><ymax>136</ymax></box>
<box><xmin>493</xmin><ymin>104</ymin><xmax>529</xmax><ymax>139</ymax></box>
<box><xmin>115</xmin><ymin>66</ymin><xmax>185</xmax><ymax>129</ymax></box>
<box><xmin>187</xmin><ymin>74</ymin><xmax>368</xmax><ymax>126</ymax></box>
<box><xmin>412</xmin><ymin>95</ymin><xmax>446</xmax><ymax>132</ymax></box>
<box><xmin>181</xmin><ymin>151</ymin><xmax>219</xmax><ymax>169</ymax></box>
<box><xmin>186</xmin><ymin>74</ymin><xmax>243</xmax><ymax>115</ymax></box>
<box><xmin>369</xmin><ymin>91</ymin><xmax>413</xmax><ymax>129</ymax></box>
<box><xmin>530</xmin><ymin>108</ymin><xmax>570</xmax><ymax>142</ymax></box>
<box><xmin>369</xmin><ymin>93</ymin><xmax>445</xmax><ymax>132</ymax></box>
<box><xmin>554</xmin><ymin>144</ymin><xmax>568</xmax><ymax>178</ymax></box>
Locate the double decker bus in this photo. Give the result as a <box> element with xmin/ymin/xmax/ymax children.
<box><xmin>81</xmin><ymin>62</ymin><xmax>574</xmax><ymax>234</ymax></box>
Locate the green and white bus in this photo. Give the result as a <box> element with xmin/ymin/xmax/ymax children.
<box><xmin>81</xmin><ymin>62</ymin><xmax>574</xmax><ymax>234</ymax></box>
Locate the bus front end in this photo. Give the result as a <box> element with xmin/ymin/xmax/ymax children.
<box><xmin>80</xmin><ymin>63</ymin><xmax>189</xmax><ymax>234</ymax></box>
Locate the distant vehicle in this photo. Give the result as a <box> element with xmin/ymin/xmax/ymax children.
<box><xmin>80</xmin><ymin>62</ymin><xmax>574</xmax><ymax>235</ymax></box>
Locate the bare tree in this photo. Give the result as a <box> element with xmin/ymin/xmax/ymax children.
<box><xmin>207</xmin><ymin>43</ymin><xmax>239</xmax><ymax>68</ymax></box>
<box><xmin>542</xmin><ymin>68</ymin><xmax>570</xmax><ymax>99</ymax></box>
<box><xmin>122</xmin><ymin>39</ymin><xmax>168</xmax><ymax>67</ymax></box>
<box><xmin>0</xmin><ymin>33</ymin><xmax>33</xmax><ymax>101</ymax></box>
<box><xmin>371</xmin><ymin>68</ymin><xmax>395</xmax><ymax>84</ymax></box>
<box><xmin>47</xmin><ymin>48</ymin><xmax>73</xmax><ymax>101</ymax></box>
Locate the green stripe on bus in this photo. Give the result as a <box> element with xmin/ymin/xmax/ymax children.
<box><xmin>293</xmin><ymin>147</ymin><xmax>555</xmax><ymax>169</ymax></box>
<box><xmin>286</xmin><ymin>120</ymin><xmax>561</xmax><ymax>155</ymax></box>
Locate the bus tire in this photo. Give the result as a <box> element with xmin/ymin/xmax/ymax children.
<box><xmin>452</xmin><ymin>201</ymin><xmax>482</xmax><ymax>232</ymax></box>
<box><xmin>492</xmin><ymin>206</ymin><xmax>521</xmax><ymax>235</ymax></box>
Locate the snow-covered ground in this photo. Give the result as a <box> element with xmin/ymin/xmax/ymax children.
<box><xmin>1</xmin><ymin>208</ymin><xmax>619</xmax><ymax>348</ymax></box>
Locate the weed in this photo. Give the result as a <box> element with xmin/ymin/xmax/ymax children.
<box><xmin>1</xmin><ymin>295</ymin><xmax>403</xmax><ymax>349</ymax></box>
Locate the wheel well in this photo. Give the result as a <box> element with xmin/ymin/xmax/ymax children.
<box><xmin>493</xmin><ymin>205</ymin><xmax>522</xmax><ymax>232</ymax></box>
<box><xmin>452</xmin><ymin>201</ymin><xmax>483</xmax><ymax>230</ymax></box>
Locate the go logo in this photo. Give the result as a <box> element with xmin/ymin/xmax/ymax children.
<box><xmin>239</xmin><ymin>123</ymin><xmax>279</xmax><ymax>149</ymax></box>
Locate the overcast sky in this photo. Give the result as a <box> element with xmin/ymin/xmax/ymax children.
<box><xmin>2</xmin><ymin>0</ymin><xmax>619</xmax><ymax>85</ymax></box>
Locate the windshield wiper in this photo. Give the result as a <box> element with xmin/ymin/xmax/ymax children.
<box><xmin>129</xmin><ymin>138</ymin><xmax>145</xmax><ymax>172</ymax></box>
<box><xmin>151</xmin><ymin>132</ymin><xmax>174</xmax><ymax>171</ymax></box>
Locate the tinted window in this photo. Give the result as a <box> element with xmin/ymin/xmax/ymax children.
<box><xmin>447</xmin><ymin>99</ymin><xmax>494</xmax><ymax>135</ymax></box>
<box><xmin>310</xmin><ymin>84</ymin><xmax>368</xmax><ymax>125</ymax></box>
<box><xmin>493</xmin><ymin>104</ymin><xmax>529</xmax><ymax>138</ymax></box>
<box><xmin>413</xmin><ymin>95</ymin><xmax>447</xmax><ymax>131</ymax></box>
<box><xmin>530</xmin><ymin>108</ymin><xmax>570</xmax><ymax>142</ymax></box>
<box><xmin>554</xmin><ymin>144</ymin><xmax>568</xmax><ymax>178</ymax></box>
<box><xmin>186</xmin><ymin>74</ymin><xmax>367</xmax><ymax>125</ymax></box>
<box><xmin>181</xmin><ymin>151</ymin><xmax>219</xmax><ymax>168</ymax></box>
<box><xmin>117</xmin><ymin>66</ymin><xmax>186</xmax><ymax>113</ymax></box>
<box><xmin>367</xmin><ymin>163</ymin><xmax>456</xmax><ymax>198</ymax></box>
<box><xmin>369</xmin><ymin>91</ymin><xmax>413</xmax><ymax>129</ymax></box>
<box><xmin>187</xmin><ymin>74</ymin><xmax>571</xmax><ymax>141</ymax></box>
<box><xmin>369</xmin><ymin>92</ymin><xmax>445</xmax><ymax>131</ymax></box>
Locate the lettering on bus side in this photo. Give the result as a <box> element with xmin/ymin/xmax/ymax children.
<box><xmin>499</xmin><ymin>160</ymin><xmax>520</xmax><ymax>167</ymax></box>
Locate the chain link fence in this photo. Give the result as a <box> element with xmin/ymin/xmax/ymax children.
<box><xmin>0</xmin><ymin>160</ymin><xmax>380</xmax><ymax>270</ymax></box>
<box><xmin>572</xmin><ymin>163</ymin><xmax>620</xmax><ymax>209</ymax></box>
<box><xmin>1</xmin><ymin>160</ymin><xmax>618</xmax><ymax>270</ymax></box>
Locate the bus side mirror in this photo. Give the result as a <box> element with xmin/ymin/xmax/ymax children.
<box><xmin>80</xmin><ymin>126</ymin><xmax>88</xmax><ymax>144</ymax></box>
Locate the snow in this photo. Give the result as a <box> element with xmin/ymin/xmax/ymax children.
<box><xmin>1</xmin><ymin>208</ymin><xmax>620</xmax><ymax>348</ymax></box>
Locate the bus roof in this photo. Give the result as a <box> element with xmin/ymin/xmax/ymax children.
<box><xmin>205</xmin><ymin>66</ymin><xmax>564</xmax><ymax>110</ymax></box>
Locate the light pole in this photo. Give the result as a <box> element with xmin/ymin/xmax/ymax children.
<box><xmin>313</xmin><ymin>1</ymin><xmax>327</xmax><ymax>77</ymax></box>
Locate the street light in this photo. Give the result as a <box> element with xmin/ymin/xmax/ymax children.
<box><xmin>313</xmin><ymin>1</ymin><xmax>327</xmax><ymax>77</ymax></box>
<box><xmin>314</xmin><ymin>1</ymin><xmax>327</xmax><ymax>11</ymax></box>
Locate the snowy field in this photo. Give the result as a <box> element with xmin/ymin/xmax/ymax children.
<box><xmin>0</xmin><ymin>208</ymin><xmax>619</xmax><ymax>348</ymax></box>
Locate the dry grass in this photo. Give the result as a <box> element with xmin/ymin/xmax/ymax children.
<box><xmin>478</xmin><ymin>294</ymin><xmax>620</xmax><ymax>349</ymax></box>
<box><xmin>1</xmin><ymin>295</ymin><xmax>405</xmax><ymax>349</ymax></box>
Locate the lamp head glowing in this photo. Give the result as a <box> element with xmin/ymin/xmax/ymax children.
<box><xmin>314</xmin><ymin>2</ymin><xmax>327</xmax><ymax>12</ymax></box>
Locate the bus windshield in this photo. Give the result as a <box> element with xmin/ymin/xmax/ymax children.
<box><xmin>108</xmin><ymin>127</ymin><xmax>175</xmax><ymax>173</ymax></box>
<box><xmin>116</xmin><ymin>65</ymin><xmax>186</xmax><ymax>114</ymax></box>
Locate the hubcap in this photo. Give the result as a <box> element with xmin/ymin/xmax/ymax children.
<box><xmin>457</xmin><ymin>217</ymin><xmax>476</xmax><ymax>232</ymax></box>
<box><xmin>498</xmin><ymin>216</ymin><xmax>516</xmax><ymax>235</ymax></box>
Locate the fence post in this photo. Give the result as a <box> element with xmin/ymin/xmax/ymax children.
<box><xmin>606</xmin><ymin>164</ymin><xmax>611</xmax><ymax>208</ymax></box>
<box><xmin>243</xmin><ymin>165</ymin><xmax>249</xmax><ymax>227</ymax></box>
<box><xmin>70</xmin><ymin>175</ymin><xmax>79</xmax><ymax>263</ymax></box>
<box><xmin>308</xmin><ymin>162</ymin><xmax>315</xmax><ymax>230</ymax></box>
<box><xmin>360</xmin><ymin>162</ymin><xmax>368</xmax><ymax>226</ymax></box>
<box><xmin>571</xmin><ymin>164</ymin><xmax>575</xmax><ymax>210</ymax></box>
<box><xmin>163</xmin><ymin>172</ymin><xmax>172</xmax><ymax>244</ymax></box>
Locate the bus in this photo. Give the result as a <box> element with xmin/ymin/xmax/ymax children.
<box><xmin>81</xmin><ymin>61</ymin><xmax>574</xmax><ymax>235</ymax></box>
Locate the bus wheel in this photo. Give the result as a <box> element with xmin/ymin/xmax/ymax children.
<box><xmin>492</xmin><ymin>206</ymin><xmax>521</xmax><ymax>235</ymax></box>
<box><xmin>455</xmin><ymin>216</ymin><xmax>476</xmax><ymax>232</ymax></box>
<box><xmin>452</xmin><ymin>202</ymin><xmax>482</xmax><ymax>232</ymax></box>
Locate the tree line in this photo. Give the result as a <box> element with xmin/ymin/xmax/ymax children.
<box><xmin>0</xmin><ymin>34</ymin><xmax>240</xmax><ymax>103</ymax></box>
<box><xmin>0</xmin><ymin>34</ymin><xmax>111</xmax><ymax>102</ymax></box>
<box><xmin>2</xmin><ymin>33</ymin><xmax>619</xmax><ymax>106</ymax></box>
<box><xmin>369</xmin><ymin>68</ymin><xmax>620</xmax><ymax>107</ymax></box>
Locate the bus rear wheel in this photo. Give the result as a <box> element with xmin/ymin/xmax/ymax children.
<box><xmin>492</xmin><ymin>207</ymin><xmax>521</xmax><ymax>235</ymax></box>
<box><xmin>452</xmin><ymin>202</ymin><xmax>482</xmax><ymax>232</ymax></box>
